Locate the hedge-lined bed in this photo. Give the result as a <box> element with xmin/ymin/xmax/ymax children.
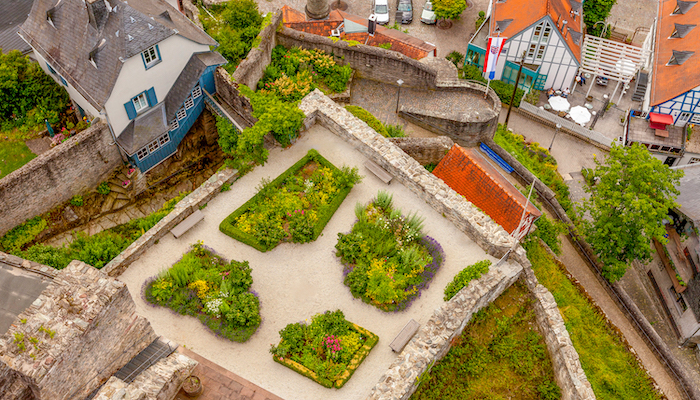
<box><xmin>144</xmin><ymin>242</ymin><xmax>261</xmax><ymax>343</ymax></box>
<box><xmin>219</xmin><ymin>149</ymin><xmax>361</xmax><ymax>251</ymax></box>
<box><xmin>270</xmin><ymin>310</ymin><xmax>378</xmax><ymax>388</ymax></box>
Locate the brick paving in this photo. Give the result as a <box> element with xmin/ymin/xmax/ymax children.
<box><xmin>175</xmin><ymin>347</ymin><xmax>283</xmax><ymax>400</ymax></box>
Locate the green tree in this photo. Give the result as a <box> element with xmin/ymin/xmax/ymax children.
<box><xmin>580</xmin><ymin>143</ymin><xmax>683</xmax><ymax>282</ymax></box>
<box><xmin>433</xmin><ymin>0</ymin><xmax>467</xmax><ymax>22</ymax></box>
<box><xmin>583</xmin><ymin>0</ymin><xmax>617</xmax><ymax>37</ymax></box>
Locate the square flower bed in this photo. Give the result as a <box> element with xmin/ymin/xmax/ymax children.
<box><xmin>336</xmin><ymin>191</ymin><xmax>445</xmax><ymax>311</ymax></box>
<box><xmin>219</xmin><ymin>149</ymin><xmax>361</xmax><ymax>251</ymax></box>
<box><xmin>144</xmin><ymin>242</ymin><xmax>261</xmax><ymax>342</ymax></box>
<box><xmin>270</xmin><ymin>310</ymin><xmax>378</xmax><ymax>388</ymax></box>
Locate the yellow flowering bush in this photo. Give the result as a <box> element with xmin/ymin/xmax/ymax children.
<box><xmin>188</xmin><ymin>280</ymin><xmax>209</xmax><ymax>299</ymax></box>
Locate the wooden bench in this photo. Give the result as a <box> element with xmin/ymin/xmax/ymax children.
<box><xmin>170</xmin><ymin>210</ymin><xmax>205</xmax><ymax>238</ymax></box>
<box><xmin>364</xmin><ymin>160</ymin><xmax>393</xmax><ymax>184</ymax></box>
<box><xmin>389</xmin><ymin>319</ymin><xmax>420</xmax><ymax>353</ymax></box>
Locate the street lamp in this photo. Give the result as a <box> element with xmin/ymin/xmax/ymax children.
<box><xmin>548</xmin><ymin>123</ymin><xmax>562</xmax><ymax>152</ymax></box>
<box><xmin>395</xmin><ymin>79</ymin><xmax>404</xmax><ymax>114</ymax></box>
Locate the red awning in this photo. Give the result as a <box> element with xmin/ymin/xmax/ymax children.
<box><xmin>649</xmin><ymin>112</ymin><xmax>674</xmax><ymax>125</ymax></box>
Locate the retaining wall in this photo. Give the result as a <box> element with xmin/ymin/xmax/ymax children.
<box><xmin>0</xmin><ymin>123</ymin><xmax>122</xmax><ymax>236</ymax></box>
<box><xmin>232</xmin><ymin>11</ymin><xmax>283</xmax><ymax>91</ymax></box>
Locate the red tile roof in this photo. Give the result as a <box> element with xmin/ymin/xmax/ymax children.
<box><xmin>650</xmin><ymin>0</ymin><xmax>700</xmax><ymax>105</ymax></box>
<box><xmin>433</xmin><ymin>144</ymin><xmax>541</xmax><ymax>234</ymax></box>
<box><xmin>281</xmin><ymin>6</ymin><xmax>436</xmax><ymax>59</ymax></box>
<box><xmin>490</xmin><ymin>0</ymin><xmax>582</xmax><ymax>62</ymax></box>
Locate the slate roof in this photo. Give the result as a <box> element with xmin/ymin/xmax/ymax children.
<box><xmin>117</xmin><ymin>51</ymin><xmax>225</xmax><ymax>155</ymax></box>
<box><xmin>281</xmin><ymin>6</ymin><xmax>436</xmax><ymax>60</ymax></box>
<box><xmin>489</xmin><ymin>0</ymin><xmax>583</xmax><ymax>62</ymax></box>
<box><xmin>19</xmin><ymin>0</ymin><xmax>217</xmax><ymax>110</ymax></box>
<box><xmin>432</xmin><ymin>145</ymin><xmax>541</xmax><ymax>234</ymax></box>
<box><xmin>650</xmin><ymin>0</ymin><xmax>700</xmax><ymax>105</ymax></box>
<box><xmin>0</xmin><ymin>0</ymin><xmax>33</xmax><ymax>54</ymax></box>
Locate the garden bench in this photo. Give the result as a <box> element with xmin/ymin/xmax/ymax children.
<box><xmin>390</xmin><ymin>319</ymin><xmax>420</xmax><ymax>352</ymax></box>
<box><xmin>170</xmin><ymin>210</ymin><xmax>204</xmax><ymax>238</ymax></box>
<box><xmin>364</xmin><ymin>160</ymin><xmax>393</xmax><ymax>184</ymax></box>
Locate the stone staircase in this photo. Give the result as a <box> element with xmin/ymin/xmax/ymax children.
<box><xmin>100</xmin><ymin>166</ymin><xmax>140</xmax><ymax>214</ymax></box>
<box><xmin>631</xmin><ymin>71</ymin><xmax>648</xmax><ymax>102</ymax></box>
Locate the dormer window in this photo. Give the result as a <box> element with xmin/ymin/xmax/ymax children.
<box><xmin>670</xmin><ymin>23</ymin><xmax>696</xmax><ymax>38</ymax></box>
<box><xmin>141</xmin><ymin>45</ymin><xmax>161</xmax><ymax>69</ymax></box>
<box><xmin>673</xmin><ymin>0</ymin><xmax>697</xmax><ymax>15</ymax></box>
<box><xmin>667</xmin><ymin>50</ymin><xmax>694</xmax><ymax>65</ymax></box>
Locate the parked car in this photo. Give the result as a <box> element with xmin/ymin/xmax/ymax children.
<box><xmin>374</xmin><ymin>0</ymin><xmax>390</xmax><ymax>24</ymax></box>
<box><xmin>396</xmin><ymin>0</ymin><xmax>413</xmax><ymax>24</ymax></box>
<box><xmin>420</xmin><ymin>0</ymin><xmax>436</xmax><ymax>24</ymax></box>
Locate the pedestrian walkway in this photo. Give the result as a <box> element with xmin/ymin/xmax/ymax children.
<box><xmin>175</xmin><ymin>347</ymin><xmax>283</xmax><ymax>400</ymax></box>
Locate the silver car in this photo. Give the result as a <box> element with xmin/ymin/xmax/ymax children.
<box><xmin>421</xmin><ymin>0</ymin><xmax>436</xmax><ymax>24</ymax></box>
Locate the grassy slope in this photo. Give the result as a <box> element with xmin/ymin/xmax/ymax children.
<box><xmin>0</xmin><ymin>137</ymin><xmax>36</xmax><ymax>179</ymax></box>
<box><xmin>525</xmin><ymin>240</ymin><xmax>661</xmax><ymax>400</ymax></box>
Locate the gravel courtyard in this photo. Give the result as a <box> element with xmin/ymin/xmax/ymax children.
<box><xmin>119</xmin><ymin>124</ymin><xmax>496</xmax><ymax>400</ymax></box>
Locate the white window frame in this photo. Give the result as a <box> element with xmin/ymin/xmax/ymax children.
<box><xmin>148</xmin><ymin>140</ymin><xmax>160</xmax><ymax>153</ymax></box>
<box><xmin>137</xmin><ymin>148</ymin><xmax>149</xmax><ymax>160</ymax></box>
<box><xmin>158</xmin><ymin>133</ymin><xmax>170</xmax><ymax>146</ymax></box>
<box><xmin>184</xmin><ymin>96</ymin><xmax>194</xmax><ymax>110</ymax></box>
<box><xmin>142</xmin><ymin>45</ymin><xmax>160</xmax><ymax>68</ymax></box>
<box><xmin>192</xmin><ymin>85</ymin><xmax>202</xmax><ymax>99</ymax></box>
<box><xmin>688</xmin><ymin>157</ymin><xmax>700</xmax><ymax>164</ymax></box>
<box><xmin>169</xmin><ymin>119</ymin><xmax>179</xmax><ymax>131</ymax></box>
<box><xmin>177</xmin><ymin>107</ymin><xmax>187</xmax><ymax>120</ymax></box>
<box><xmin>132</xmin><ymin>92</ymin><xmax>148</xmax><ymax>113</ymax></box>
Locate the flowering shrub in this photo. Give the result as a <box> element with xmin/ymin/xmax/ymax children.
<box><xmin>270</xmin><ymin>310</ymin><xmax>378</xmax><ymax>388</ymax></box>
<box><xmin>336</xmin><ymin>191</ymin><xmax>445</xmax><ymax>311</ymax></box>
<box><xmin>258</xmin><ymin>45</ymin><xmax>353</xmax><ymax>98</ymax></box>
<box><xmin>144</xmin><ymin>242</ymin><xmax>261</xmax><ymax>342</ymax></box>
<box><xmin>220</xmin><ymin>149</ymin><xmax>362</xmax><ymax>251</ymax></box>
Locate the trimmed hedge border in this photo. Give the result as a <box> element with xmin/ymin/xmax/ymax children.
<box><xmin>219</xmin><ymin>149</ymin><xmax>354</xmax><ymax>251</ymax></box>
<box><xmin>273</xmin><ymin>322</ymin><xmax>379</xmax><ymax>388</ymax></box>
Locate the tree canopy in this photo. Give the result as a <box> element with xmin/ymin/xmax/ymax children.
<box><xmin>583</xmin><ymin>0</ymin><xmax>617</xmax><ymax>37</ymax></box>
<box><xmin>581</xmin><ymin>143</ymin><xmax>683</xmax><ymax>282</ymax></box>
<box><xmin>0</xmin><ymin>50</ymin><xmax>68</xmax><ymax>131</ymax></box>
<box><xmin>433</xmin><ymin>0</ymin><xmax>467</xmax><ymax>21</ymax></box>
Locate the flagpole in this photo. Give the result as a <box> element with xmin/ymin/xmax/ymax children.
<box><xmin>484</xmin><ymin>78</ymin><xmax>491</xmax><ymax>99</ymax></box>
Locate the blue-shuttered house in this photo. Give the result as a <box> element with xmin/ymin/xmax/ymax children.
<box><xmin>20</xmin><ymin>0</ymin><xmax>226</xmax><ymax>173</ymax></box>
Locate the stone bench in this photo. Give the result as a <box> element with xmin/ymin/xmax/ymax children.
<box><xmin>364</xmin><ymin>160</ymin><xmax>393</xmax><ymax>184</ymax></box>
<box><xmin>170</xmin><ymin>210</ymin><xmax>205</xmax><ymax>238</ymax></box>
<box><xmin>389</xmin><ymin>319</ymin><xmax>420</xmax><ymax>353</ymax></box>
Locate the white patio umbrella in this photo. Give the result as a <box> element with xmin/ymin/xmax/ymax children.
<box><xmin>548</xmin><ymin>96</ymin><xmax>570</xmax><ymax>112</ymax></box>
<box><xmin>570</xmin><ymin>105</ymin><xmax>591</xmax><ymax>125</ymax></box>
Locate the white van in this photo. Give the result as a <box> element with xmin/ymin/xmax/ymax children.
<box><xmin>374</xmin><ymin>0</ymin><xmax>390</xmax><ymax>24</ymax></box>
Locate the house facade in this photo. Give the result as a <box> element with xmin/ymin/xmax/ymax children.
<box><xmin>644</xmin><ymin>0</ymin><xmax>700</xmax><ymax>127</ymax></box>
<box><xmin>467</xmin><ymin>0</ymin><xmax>582</xmax><ymax>92</ymax></box>
<box><xmin>19</xmin><ymin>0</ymin><xmax>226</xmax><ymax>172</ymax></box>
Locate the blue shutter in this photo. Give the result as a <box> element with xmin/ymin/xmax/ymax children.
<box><xmin>146</xmin><ymin>87</ymin><xmax>157</xmax><ymax>106</ymax></box>
<box><xmin>59</xmin><ymin>76</ymin><xmax>67</xmax><ymax>86</ymax></box>
<box><xmin>46</xmin><ymin>63</ymin><xmax>56</xmax><ymax>75</ymax></box>
<box><xmin>141</xmin><ymin>52</ymin><xmax>147</xmax><ymax>69</ymax></box>
<box><xmin>155</xmin><ymin>45</ymin><xmax>161</xmax><ymax>62</ymax></box>
<box><xmin>124</xmin><ymin>100</ymin><xmax>137</xmax><ymax>120</ymax></box>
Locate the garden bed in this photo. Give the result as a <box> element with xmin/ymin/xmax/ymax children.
<box><xmin>219</xmin><ymin>149</ymin><xmax>361</xmax><ymax>251</ymax></box>
<box><xmin>411</xmin><ymin>280</ymin><xmax>561</xmax><ymax>400</ymax></box>
<box><xmin>524</xmin><ymin>240</ymin><xmax>662</xmax><ymax>400</ymax></box>
<box><xmin>144</xmin><ymin>242</ymin><xmax>261</xmax><ymax>343</ymax></box>
<box><xmin>270</xmin><ymin>310</ymin><xmax>378</xmax><ymax>388</ymax></box>
<box><xmin>336</xmin><ymin>191</ymin><xmax>445</xmax><ymax>311</ymax></box>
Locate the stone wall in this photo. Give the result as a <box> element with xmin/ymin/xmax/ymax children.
<box><xmin>103</xmin><ymin>167</ymin><xmax>239</xmax><ymax>277</ymax></box>
<box><xmin>92</xmin><ymin>352</ymin><xmax>197</xmax><ymax>400</ymax></box>
<box><xmin>0</xmin><ymin>261</ymin><xmax>156</xmax><ymax>400</ymax></box>
<box><xmin>387</xmin><ymin>136</ymin><xmax>453</xmax><ymax>165</ymax></box>
<box><xmin>232</xmin><ymin>11</ymin><xmax>283</xmax><ymax>90</ymax></box>
<box><xmin>277</xmin><ymin>28</ymin><xmax>438</xmax><ymax>89</ymax></box>
<box><xmin>0</xmin><ymin>122</ymin><xmax>122</xmax><ymax>236</ymax></box>
<box><xmin>516</xmin><ymin>246</ymin><xmax>596</xmax><ymax>400</ymax></box>
<box><xmin>0</xmin><ymin>251</ymin><xmax>57</xmax><ymax>279</ymax></box>
<box><xmin>300</xmin><ymin>90</ymin><xmax>516</xmax><ymax>258</ymax></box>
<box><xmin>215</xmin><ymin>67</ymin><xmax>256</xmax><ymax>127</ymax></box>
<box><xmin>368</xmin><ymin>261</ymin><xmax>523</xmax><ymax>399</ymax></box>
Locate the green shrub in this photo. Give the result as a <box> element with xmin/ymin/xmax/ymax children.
<box><xmin>445</xmin><ymin>51</ymin><xmax>464</xmax><ymax>68</ymax></box>
<box><xmin>524</xmin><ymin>89</ymin><xmax>541</xmax><ymax>105</ymax></box>
<box><xmin>528</xmin><ymin>214</ymin><xmax>567</xmax><ymax>255</ymax></box>
<box><xmin>443</xmin><ymin>260</ymin><xmax>491</xmax><ymax>300</ymax></box>
<box><xmin>475</xmin><ymin>10</ymin><xmax>486</xmax><ymax>30</ymax></box>
<box><xmin>424</xmin><ymin>162</ymin><xmax>437</xmax><ymax>172</ymax></box>
<box><xmin>525</xmin><ymin>240</ymin><xmax>662</xmax><ymax>400</ymax></box>
<box><xmin>0</xmin><ymin>217</ymin><xmax>48</xmax><ymax>253</ymax></box>
<box><xmin>70</xmin><ymin>195</ymin><xmax>84</xmax><ymax>207</ymax></box>
<box><xmin>384</xmin><ymin>123</ymin><xmax>406</xmax><ymax>138</ymax></box>
<box><xmin>97</xmin><ymin>182</ymin><xmax>111</xmax><ymax>195</ymax></box>
<box><xmin>490</xmin><ymin>80</ymin><xmax>524</xmax><ymax>107</ymax></box>
<box><xmin>377</xmin><ymin>42</ymin><xmax>392</xmax><ymax>50</ymax></box>
<box><xmin>462</xmin><ymin>64</ymin><xmax>486</xmax><ymax>82</ymax></box>
<box><xmin>344</xmin><ymin>105</ymin><xmax>389</xmax><ymax>137</ymax></box>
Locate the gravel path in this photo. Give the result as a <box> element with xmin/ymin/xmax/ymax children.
<box><xmin>118</xmin><ymin>124</ymin><xmax>496</xmax><ymax>400</ymax></box>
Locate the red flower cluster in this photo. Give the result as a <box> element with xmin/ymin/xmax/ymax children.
<box><xmin>323</xmin><ymin>335</ymin><xmax>342</xmax><ymax>353</ymax></box>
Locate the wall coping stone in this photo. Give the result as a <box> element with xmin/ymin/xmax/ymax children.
<box><xmin>0</xmin><ymin>251</ymin><xmax>58</xmax><ymax>279</ymax></box>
